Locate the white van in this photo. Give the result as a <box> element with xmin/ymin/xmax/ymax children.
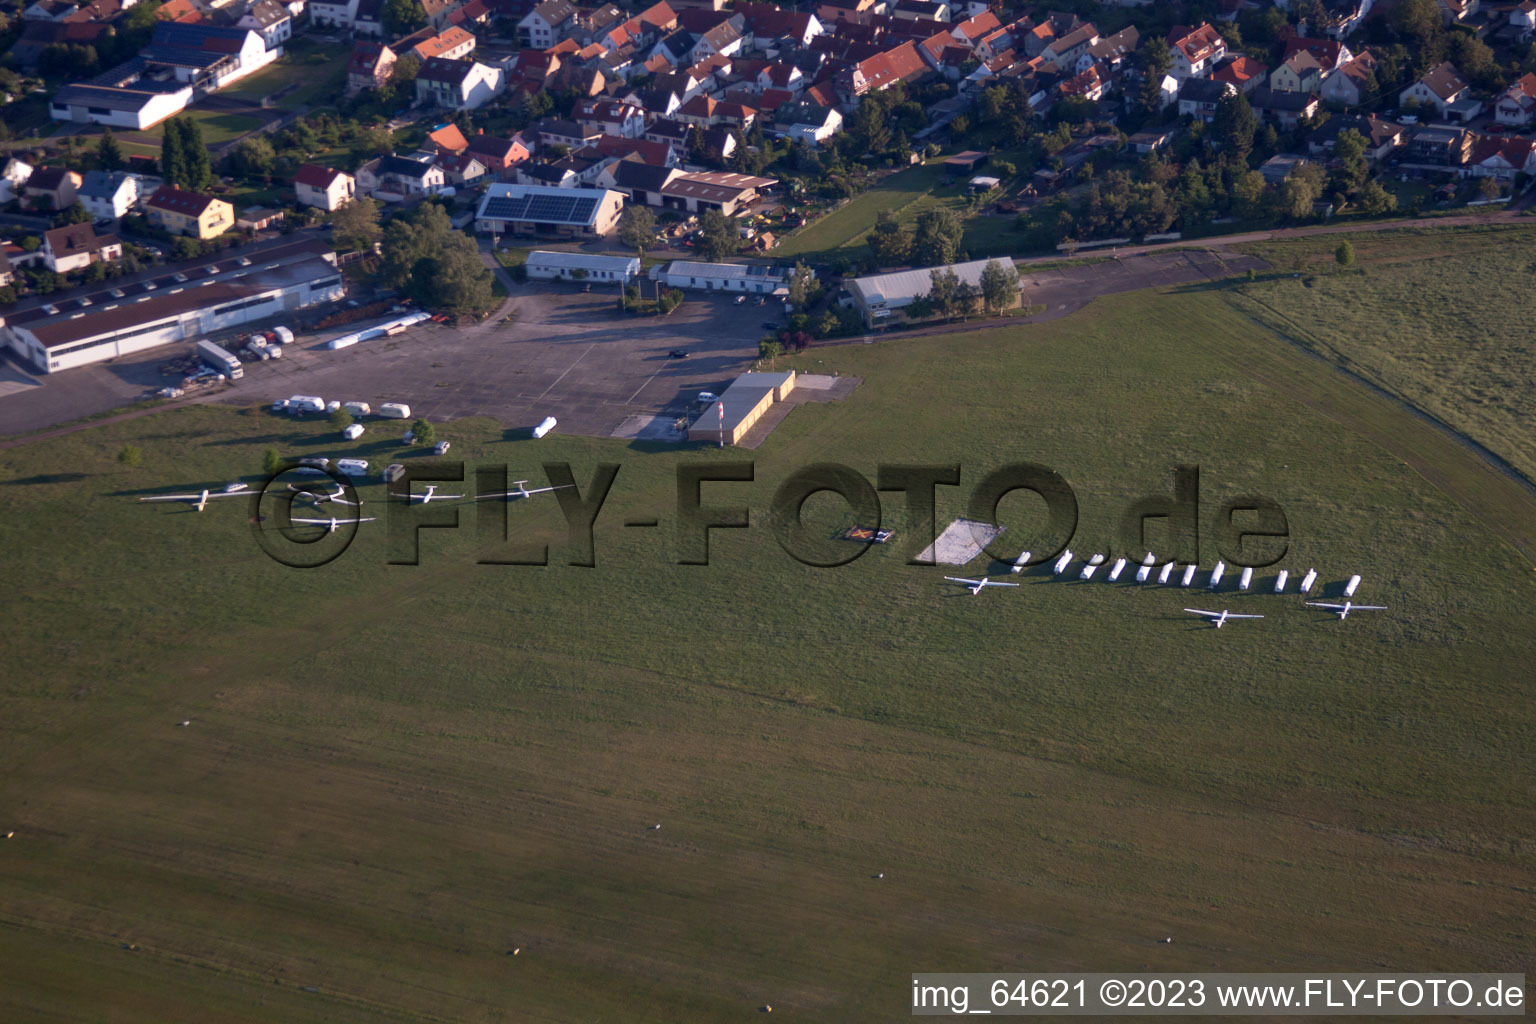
<box><xmin>342</xmin><ymin>401</ymin><xmax>372</xmax><ymax>417</ymax></box>
<box><xmin>288</xmin><ymin>395</ymin><xmax>325</xmax><ymax>414</ymax></box>
<box><xmin>342</xmin><ymin>423</ymin><xmax>365</xmax><ymax>440</ymax></box>
<box><xmin>378</xmin><ymin>402</ymin><xmax>411</xmax><ymax>419</ymax></box>
<box><xmin>335</xmin><ymin>458</ymin><xmax>369</xmax><ymax>477</ymax></box>
<box><xmin>272</xmin><ymin>325</ymin><xmax>294</xmax><ymax>345</ymax></box>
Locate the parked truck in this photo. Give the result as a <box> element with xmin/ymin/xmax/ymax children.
<box><xmin>196</xmin><ymin>339</ymin><xmax>243</xmax><ymax>380</ymax></box>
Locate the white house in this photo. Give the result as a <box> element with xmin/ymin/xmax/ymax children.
<box><xmin>238</xmin><ymin>0</ymin><xmax>293</xmax><ymax>50</ymax></box>
<box><xmin>649</xmin><ymin>260</ymin><xmax>795</xmax><ymax>294</ymax></box>
<box><xmin>309</xmin><ymin>0</ymin><xmax>359</xmax><ymax>29</ymax></box>
<box><xmin>517</xmin><ymin>0</ymin><xmax>575</xmax><ymax>48</ymax></box>
<box><xmin>1167</xmin><ymin>23</ymin><xmax>1226</xmax><ymax>80</ymax></box>
<box><xmin>415</xmin><ymin>58</ymin><xmax>504</xmax><ymax>110</ymax></box>
<box><xmin>50</xmin><ymin>82</ymin><xmax>193</xmax><ymax>130</ymax></box>
<box><xmin>41</xmin><ymin>223</ymin><xmax>122</xmax><ymax>274</ymax></box>
<box><xmin>1494</xmin><ymin>72</ymin><xmax>1536</xmax><ymax>127</ymax></box>
<box><xmin>294</xmin><ymin>164</ymin><xmax>356</xmax><ymax>211</ymax></box>
<box><xmin>77</xmin><ymin>170</ymin><xmax>139</xmax><ymax>221</ymax></box>
<box><xmin>1399</xmin><ymin>62</ymin><xmax>1469</xmax><ymax>119</ymax></box>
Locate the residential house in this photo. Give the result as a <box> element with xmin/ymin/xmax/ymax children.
<box><xmin>237</xmin><ymin>0</ymin><xmax>291</xmax><ymax>50</ymax></box>
<box><xmin>144</xmin><ymin>186</ymin><xmax>235</xmax><ymax>238</ymax></box>
<box><xmin>736</xmin><ymin>1</ymin><xmax>822</xmax><ymax>48</ymax></box>
<box><xmin>1250</xmin><ymin>86</ymin><xmax>1320</xmax><ymax>129</ymax></box>
<box><xmin>1403</xmin><ymin>123</ymin><xmax>1473</xmax><ymax>167</ymax></box>
<box><xmin>435</xmin><ymin>152</ymin><xmax>488</xmax><ymax>184</ymax></box>
<box><xmin>1040</xmin><ymin>22</ymin><xmax>1098</xmax><ymax>67</ymax></box>
<box><xmin>1321</xmin><ymin>50</ymin><xmax>1378</xmax><ymax>107</ymax></box>
<box><xmin>77</xmin><ymin>170</ymin><xmax>139</xmax><ymax>221</ymax></box>
<box><xmin>573</xmin><ymin>97</ymin><xmax>647</xmax><ymax>137</ymax></box>
<box><xmin>1211</xmin><ymin>54</ymin><xmax>1266</xmax><ymax>94</ymax></box>
<box><xmin>1494</xmin><ymin>72</ymin><xmax>1536</xmax><ymax>126</ymax></box>
<box><xmin>353</xmin><ymin>0</ymin><xmax>384</xmax><ymax>36</ymax></box>
<box><xmin>22</xmin><ymin>166</ymin><xmax>80</xmax><ymax>211</ymax></box>
<box><xmin>1512</xmin><ymin>0</ymin><xmax>1536</xmax><ymax>40</ymax></box>
<box><xmin>410</xmin><ymin>26</ymin><xmax>476</xmax><ymax>62</ymax></box>
<box><xmin>415</xmin><ymin>57</ymin><xmax>504</xmax><ymax>110</ymax></box>
<box><xmin>294</xmin><ymin>164</ymin><xmax>355</xmax><ymax>211</ymax></box>
<box><xmin>42</xmin><ymin>222</ymin><xmax>121</xmax><ymax>273</ymax></box>
<box><xmin>1269</xmin><ymin>49</ymin><xmax>1328</xmax><ymax>93</ymax></box>
<box><xmin>539</xmin><ymin>118</ymin><xmax>603</xmax><ymax>150</ymax></box>
<box><xmin>1466</xmin><ymin>134</ymin><xmax>1536</xmax><ymax>179</ymax></box>
<box><xmin>346</xmin><ymin>42</ymin><xmax>396</xmax><ymax>93</ymax></box>
<box><xmin>428</xmin><ymin>121</ymin><xmax>470</xmax><ymax>154</ymax></box>
<box><xmin>310</xmin><ymin>0</ymin><xmax>359</xmax><ymax>30</ymax></box>
<box><xmin>465</xmin><ymin>132</ymin><xmax>532</xmax><ymax>178</ymax></box>
<box><xmin>1306</xmin><ymin>115</ymin><xmax>1404</xmax><ymax>163</ymax></box>
<box><xmin>835</xmin><ymin>40</ymin><xmax>927</xmax><ymax>102</ymax></box>
<box><xmin>1167</xmin><ymin>23</ymin><xmax>1226</xmax><ymax>81</ymax></box>
<box><xmin>1400</xmin><ymin>62</ymin><xmax>1469</xmax><ymax>119</ymax></box>
<box><xmin>519</xmin><ymin>0</ymin><xmax>577</xmax><ymax>48</ymax></box>
<box><xmin>777</xmin><ymin>100</ymin><xmax>842</xmax><ymax>144</ymax></box>
<box><xmin>1076</xmin><ymin>26</ymin><xmax>1138</xmax><ymax>74</ymax></box>
<box><xmin>1177</xmin><ymin>77</ymin><xmax>1234</xmax><ymax>121</ymax></box>
<box><xmin>358</xmin><ymin>154</ymin><xmax>447</xmax><ymax>197</ymax></box>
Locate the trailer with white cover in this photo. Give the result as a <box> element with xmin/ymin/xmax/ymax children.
<box><xmin>343</xmin><ymin>401</ymin><xmax>372</xmax><ymax>417</ymax></box>
<box><xmin>1239</xmin><ymin>566</ymin><xmax>1252</xmax><ymax>590</ymax></box>
<box><xmin>1299</xmin><ymin>568</ymin><xmax>1318</xmax><ymax>594</ymax></box>
<box><xmin>342</xmin><ymin>423</ymin><xmax>364</xmax><ymax>440</ymax></box>
<box><xmin>1108</xmin><ymin>557</ymin><xmax>1127</xmax><ymax>581</ymax></box>
<box><xmin>1053</xmin><ymin>550</ymin><xmax>1073</xmax><ymax>575</ymax></box>
<box><xmin>378</xmin><ymin>402</ymin><xmax>411</xmax><ymax>419</ymax></box>
<box><xmin>1181</xmin><ymin>564</ymin><xmax>1197</xmax><ymax>587</ymax></box>
<box><xmin>288</xmin><ymin>395</ymin><xmax>325</xmax><ymax>414</ymax></box>
<box><xmin>1010</xmin><ymin>550</ymin><xmax>1032</xmax><ymax>574</ymax></box>
<box><xmin>1274</xmin><ymin>569</ymin><xmax>1288</xmax><ymax>593</ymax></box>
<box><xmin>1080</xmin><ymin>561</ymin><xmax>1099</xmax><ymax>580</ymax></box>
<box><xmin>533</xmin><ymin>416</ymin><xmax>557</xmax><ymax>438</ymax></box>
<box><xmin>1158</xmin><ymin>562</ymin><xmax>1174</xmax><ymax>584</ymax></box>
<box><xmin>1208</xmin><ymin>561</ymin><xmax>1226</xmax><ymax>589</ymax></box>
<box><xmin>1136</xmin><ymin>552</ymin><xmax>1155</xmax><ymax>582</ymax></box>
<box><xmin>197</xmin><ymin>339</ymin><xmax>243</xmax><ymax>379</ymax></box>
<box><xmin>1344</xmin><ymin>574</ymin><xmax>1362</xmax><ymax>597</ymax></box>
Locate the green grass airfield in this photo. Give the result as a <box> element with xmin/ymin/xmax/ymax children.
<box><xmin>0</xmin><ymin>228</ymin><xmax>1532</xmax><ymax>1021</ymax></box>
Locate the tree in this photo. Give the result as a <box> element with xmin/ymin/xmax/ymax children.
<box><xmin>55</xmin><ymin>201</ymin><xmax>91</xmax><ymax>226</ymax></box>
<box><xmin>380</xmin><ymin>53</ymin><xmax>420</xmax><ymax>109</ymax></box>
<box><xmin>1137</xmin><ymin>36</ymin><xmax>1172</xmax><ymax>119</ymax></box>
<box><xmin>1477</xmin><ymin>176</ymin><xmax>1502</xmax><ymax>201</ymax></box>
<box><xmin>1331</xmin><ymin>129</ymin><xmax>1369</xmax><ymax>194</ymax></box>
<box><xmin>160</xmin><ymin>120</ymin><xmax>186</xmax><ymax>188</ymax></box>
<box><xmin>355</xmin><ymin>124</ymin><xmax>396</xmax><ymax>160</ymax></box>
<box><xmin>927</xmin><ymin>266</ymin><xmax>961</xmax><ymax>318</ymax></box>
<box><xmin>263</xmin><ymin>448</ymin><xmax>284</xmax><ymax>475</ymax></box>
<box><xmin>180</xmin><ymin>118</ymin><xmax>212</xmax><ymax>189</ymax></box>
<box><xmin>118</xmin><ymin>444</ymin><xmax>141</xmax><ymax>466</ymax></box>
<box><xmin>330</xmin><ymin>198</ymin><xmax>382</xmax><ymax>253</ymax></box>
<box><xmin>97</xmin><ymin>129</ymin><xmax>124</xmax><ymax>172</ymax></box>
<box><xmin>409</xmin><ymin>418</ymin><xmax>435</xmax><ymax>445</ymax></box>
<box><xmin>978</xmin><ymin>258</ymin><xmax>1020</xmax><ymax>312</ymax></box>
<box><xmin>383</xmin><ymin>0</ymin><xmax>426</xmax><ymax>35</ymax></box>
<box><xmin>758</xmin><ymin>337</ymin><xmax>781</xmax><ymax>368</ymax></box>
<box><xmin>618</xmin><ymin>205</ymin><xmax>657</xmax><ymax>256</ymax></box>
<box><xmin>868</xmin><ymin>208</ymin><xmax>913</xmax><ymax>266</ymax></box>
<box><xmin>1212</xmin><ymin>90</ymin><xmax>1258</xmax><ymax>164</ymax></box>
<box><xmin>1231</xmin><ymin>169</ymin><xmax>1268</xmax><ymax>220</ymax></box>
<box><xmin>786</xmin><ymin>261</ymin><xmax>816</xmax><ymax>310</ymax></box>
<box><xmin>226</xmin><ymin>135</ymin><xmax>276</xmax><ymax>179</ymax></box>
<box><xmin>331</xmin><ymin>407</ymin><xmax>354</xmax><ymax>428</ymax></box>
<box><xmin>695</xmin><ymin>208</ymin><xmax>739</xmax><ymax>262</ymax></box>
<box><xmin>408</xmin><ymin>246</ymin><xmax>496</xmax><ymax>314</ymax></box>
<box><xmin>1335</xmin><ymin>241</ymin><xmax>1354</xmax><ymax>266</ymax></box>
<box><xmin>1357</xmin><ymin>179</ymin><xmax>1397</xmax><ymax>215</ymax></box>
<box><xmin>912</xmin><ymin>208</ymin><xmax>964</xmax><ymax>266</ymax></box>
<box><xmin>1390</xmin><ymin>0</ymin><xmax>1441</xmax><ymax>46</ymax></box>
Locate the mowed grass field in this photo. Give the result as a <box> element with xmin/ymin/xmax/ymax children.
<box><xmin>1231</xmin><ymin>224</ymin><xmax>1536</xmax><ymax>485</ymax></box>
<box><xmin>1</xmin><ymin>266</ymin><xmax>1534</xmax><ymax>1020</ymax></box>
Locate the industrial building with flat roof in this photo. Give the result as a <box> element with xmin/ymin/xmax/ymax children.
<box><xmin>844</xmin><ymin>258</ymin><xmax>1008</xmax><ymax>324</ymax></box>
<box><xmin>688</xmin><ymin>370</ymin><xmax>796</xmax><ymax>445</ymax></box>
<box><xmin>525</xmin><ymin>250</ymin><xmax>639</xmax><ymax>283</ymax></box>
<box><xmin>649</xmin><ymin>260</ymin><xmax>797</xmax><ymax>294</ymax></box>
<box><xmin>2</xmin><ymin>236</ymin><xmax>343</xmax><ymax>373</ymax></box>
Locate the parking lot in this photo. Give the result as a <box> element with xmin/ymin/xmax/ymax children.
<box><xmin>215</xmin><ymin>283</ymin><xmax>776</xmax><ymax>440</ymax></box>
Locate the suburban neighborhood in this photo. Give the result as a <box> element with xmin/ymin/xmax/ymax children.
<box><xmin>0</xmin><ymin>0</ymin><xmax>1534</xmax><ymax>376</ymax></box>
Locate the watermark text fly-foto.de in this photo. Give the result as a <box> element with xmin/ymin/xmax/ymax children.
<box><xmin>251</xmin><ymin>461</ymin><xmax>1290</xmax><ymax>570</ymax></box>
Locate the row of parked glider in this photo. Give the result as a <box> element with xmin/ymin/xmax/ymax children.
<box><xmin>946</xmin><ymin>550</ymin><xmax>1386</xmax><ymax>626</ymax></box>
<box><xmin>136</xmin><ymin>479</ymin><xmax>571</xmax><ymax>531</ymax></box>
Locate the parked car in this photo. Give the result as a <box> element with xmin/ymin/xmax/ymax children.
<box><xmin>734</xmin><ymin>295</ymin><xmax>747</xmax><ymax>304</ymax></box>
<box><xmin>158</xmin><ymin>386</ymin><xmax>185</xmax><ymax>399</ymax></box>
<box><xmin>433</xmin><ymin>441</ymin><xmax>451</xmax><ymax>455</ymax></box>
<box><xmin>668</xmin><ymin>349</ymin><xmax>689</xmax><ymax>358</ymax></box>
<box><xmin>298</xmin><ymin>457</ymin><xmax>330</xmax><ymax>469</ymax></box>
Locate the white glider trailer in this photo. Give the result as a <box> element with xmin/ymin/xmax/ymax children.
<box><xmin>1275</xmin><ymin>569</ymin><xmax>1289</xmax><ymax>593</ymax></box>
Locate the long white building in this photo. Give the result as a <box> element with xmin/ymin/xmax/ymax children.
<box><xmin>3</xmin><ymin>238</ymin><xmax>343</xmax><ymax>374</ymax></box>
<box><xmin>844</xmin><ymin>258</ymin><xmax>1005</xmax><ymax>324</ymax></box>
